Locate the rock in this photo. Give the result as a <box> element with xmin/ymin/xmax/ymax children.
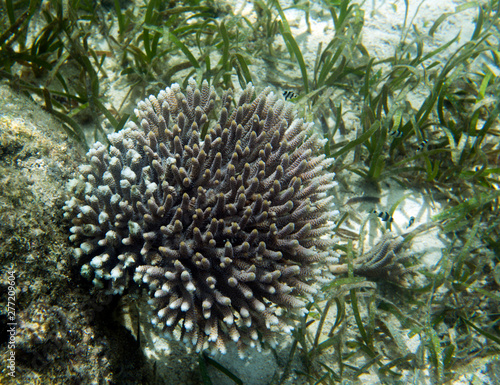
<box><xmin>0</xmin><ymin>84</ymin><xmax>149</xmax><ymax>384</ymax></box>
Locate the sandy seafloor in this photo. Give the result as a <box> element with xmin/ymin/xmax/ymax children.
<box><xmin>1</xmin><ymin>0</ymin><xmax>498</xmax><ymax>384</ymax></box>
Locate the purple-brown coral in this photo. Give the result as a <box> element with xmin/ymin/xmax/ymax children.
<box><xmin>64</xmin><ymin>79</ymin><xmax>337</xmax><ymax>355</ymax></box>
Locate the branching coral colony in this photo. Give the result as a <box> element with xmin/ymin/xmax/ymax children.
<box><xmin>329</xmin><ymin>232</ymin><xmax>417</xmax><ymax>287</ymax></box>
<box><xmin>64</xmin><ymin>79</ymin><xmax>338</xmax><ymax>356</ymax></box>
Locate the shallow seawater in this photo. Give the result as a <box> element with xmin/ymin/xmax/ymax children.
<box><xmin>0</xmin><ymin>0</ymin><xmax>499</xmax><ymax>384</ymax></box>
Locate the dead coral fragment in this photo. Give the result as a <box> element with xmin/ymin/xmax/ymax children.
<box><xmin>64</xmin><ymin>79</ymin><xmax>337</xmax><ymax>356</ymax></box>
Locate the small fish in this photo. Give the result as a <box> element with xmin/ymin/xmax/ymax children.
<box><xmin>283</xmin><ymin>90</ymin><xmax>298</xmax><ymax>100</ymax></box>
<box><xmin>389</xmin><ymin>130</ymin><xmax>403</xmax><ymax>138</ymax></box>
<box><xmin>346</xmin><ymin>196</ymin><xmax>380</xmax><ymax>205</ymax></box>
<box><xmin>417</xmin><ymin>139</ymin><xmax>428</xmax><ymax>151</ymax></box>
<box><xmin>407</xmin><ymin>216</ymin><xmax>415</xmax><ymax>228</ymax></box>
<box><xmin>373</xmin><ymin>210</ymin><xmax>393</xmax><ymax>222</ymax></box>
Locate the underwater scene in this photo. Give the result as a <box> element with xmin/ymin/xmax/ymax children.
<box><xmin>0</xmin><ymin>0</ymin><xmax>499</xmax><ymax>384</ymax></box>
